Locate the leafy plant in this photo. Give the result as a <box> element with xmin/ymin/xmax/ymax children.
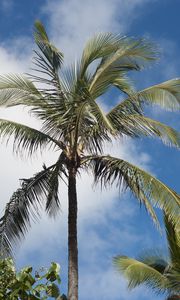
<box><xmin>0</xmin><ymin>258</ymin><xmax>66</xmax><ymax>299</ymax></box>
<box><xmin>0</xmin><ymin>21</ymin><xmax>179</xmax><ymax>299</ymax></box>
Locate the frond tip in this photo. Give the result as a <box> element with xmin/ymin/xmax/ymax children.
<box><xmin>138</xmin><ymin>79</ymin><xmax>180</xmax><ymax>111</ymax></box>
<box><xmin>34</xmin><ymin>20</ymin><xmax>64</xmax><ymax>74</ymax></box>
<box><xmin>88</xmin><ymin>155</ymin><xmax>180</xmax><ymax>227</ymax></box>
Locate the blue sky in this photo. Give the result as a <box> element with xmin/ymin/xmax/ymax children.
<box><xmin>0</xmin><ymin>0</ymin><xmax>179</xmax><ymax>299</ymax></box>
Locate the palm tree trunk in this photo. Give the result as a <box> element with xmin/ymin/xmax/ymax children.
<box><xmin>68</xmin><ymin>166</ymin><xmax>78</xmax><ymax>300</ymax></box>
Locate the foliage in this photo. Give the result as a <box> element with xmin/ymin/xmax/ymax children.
<box><xmin>0</xmin><ymin>258</ymin><xmax>67</xmax><ymax>299</ymax></box>
<box><xmin>114</xmin><ymin>215</ymin><xmax>180</xmax><ymax>299</ymax></box>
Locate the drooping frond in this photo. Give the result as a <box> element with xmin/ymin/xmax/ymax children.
<box><xmin>113</xmin><ymin>256</ymin><xmax>168</xmax><ymax>292</ymax></box>
<box><xmin>87</xmin><ymin>155</ymin><xmax>180</xmax><ymax>226</ymax></box>
<box><xmin>131</xmin><ymin>186</ymin><xmax>159</xmax><ymax>227</ymax></box>
<box><xmin>108</xmin><ymin>112</ymin><xmax>180</xmax><ymax>147</ymax></box>
<box><xmin>0</xmin><ymin>164</ymin><xmax>55</xmax><ymax>256</ymax></box>
<box><xmin>0</xmin><ymin>160</ymin><xmax>67</xmax><ymax>256</ymax></box>
<box><xmin>164</xmin><ymin>215</ymin><xmax>180</xmax><ymax>267</ymax></box>
<box><xmin>89</xmin><ymin>37</ymin><xmax>158</xmax><ymax>98</ymax></box>
<box><xmin>0</xmin><ymin>119</ymin><xmax>60</xmax><ymax>156</ymax></box>
<box><xmin>108</xmin><ymin>79</ymin><xmax>180</xmax><ymax>127</ymax></box>
<box><xmin>45</xmin><ymin>157</ymin><xmax>67</xmax><ymax>217</ymax></box>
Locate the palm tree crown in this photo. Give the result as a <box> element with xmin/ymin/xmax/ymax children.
<box><xmin>114</xmin><ymin>215</ymin><xmax>180</xmax><ymax>299</ymax></box>
<box><xmin>0</xmin><ymin>21</ymin><xmax>179</xmax><ymax>300</ymax></box>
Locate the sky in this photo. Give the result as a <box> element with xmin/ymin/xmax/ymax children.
<box><xmin>0</xmin><ymin>0</ymin><xmax>179</xmax><ymax>299</ymax></box>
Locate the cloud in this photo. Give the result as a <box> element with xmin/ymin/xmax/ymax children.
<box><xmin>0</xmin><ymin>45</ymin><xmax>29</xmax><ymax>74</ymax></box>
<box><xmin>43</xmin><ymin>0</ymin><xmax>152</xmax><ymax>63</ymax></box>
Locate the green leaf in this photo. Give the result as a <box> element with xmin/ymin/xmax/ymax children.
<box><xmin>46</xmin><ymin>283</ymin><xmax>60</xmax><ymax>297</ymax></box>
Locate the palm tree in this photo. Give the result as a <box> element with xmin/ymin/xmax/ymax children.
<box><xmin>0</xmin><ymin>21</ymin><xmax>179</xmax><ymax>300</ymax></box>
<box><xmin>113</xmin><ymin>215</ymin><xmax>180</xmax><ymax>299</ymax></box>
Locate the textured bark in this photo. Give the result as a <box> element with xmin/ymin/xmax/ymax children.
<box><xmin>67</xmin><ymin>167</ymin><xmax>78</xmax><ymax>300</ymax></box>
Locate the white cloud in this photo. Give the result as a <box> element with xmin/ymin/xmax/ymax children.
<box><xmin>43</xmin><ymin>0</ymin><xmax>152</xmax><ymax>63</ymax></box>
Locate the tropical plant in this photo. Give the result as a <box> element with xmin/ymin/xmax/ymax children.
<box><xmin>114</xmin><ymin>215</ymin><xmax>180</xmax><ymax>299</ymax></box>
<box><xmin>0</xmin><ymin>257</ymin><xmax>66</xmax><ymax>299</ymax></box>
<box><xmin>0</xmin><ymin>21</ymin><xmax>179</xmax><ymax>300</ymax></box>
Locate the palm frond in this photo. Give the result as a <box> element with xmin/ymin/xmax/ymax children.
<box><xmin>113</xmin><ymin>256</ymin><xmax>168</xmax><ymax>292</ymax></box>
<box><xmin>0</xmin><ymin>74</ymin><xmax>65</xmax><ymax>128</ymax></box>
<box><xmin>107</xmin><ymin>96</ymin><xmax>142</xmax><ymax>118</ymax></box>
<box><xmin>45</xmin><ymin>157</ymin><xmax>67</xmax><ymax>218</ymax></box>
<box><xmin>137</xmin><ymin>78</ymin><xmax>180</xmax><ymax>110</ymax></box>
<box><xmin>0</xmin><ymin>160</ymin><xmax>67</xmax><ymax>256</ymax></box>
<box><xmin>88</xmin><ymin>99</ymin><xmax>115</xmax><ymax>133</ymax></box>
<box><xmin>108</xmin><ymin>79</ymin><xmax>180</xmax><ymax>129</ymax></box>
<box><xmin>113</xmin><ymin>76</ymin><xmax>135</xmax><ymax>95</ymax></box>
<box><xmin>80</xmin><ymin>33</ymin><xmax>124</xmax><ymax>77</ymax></box>
<box><xmin>0</xmin><ymin>75</ymin><xmax>69</xmax><ymax>134</ymax></box>
<box><xmin>34</xmin><ymin>20</ymin><xmax>63</xmax><ymax>75</ymax></box>
<box><xmin>0</xmin><ymin>119</ymin><xmax>61</xmax><ymax>156</ymax></box>
<box><xmin>88</xmin><ymin>155</ymin><xmax>180</xmax><ymax>226</ymax></box>
<box><xmin>89</xmin><ymin>37</ymin><xmax>158</xmax><ymax>98</ymax></box>
<box><xmin>131</xmin><ymin>186</ymin><xmax>159</xmax><ymax>227</ymax></box>
<box><xmin>0</xmin><ymin>164</ymin><xmax>55</xmax><ymax>256</ymax></box>
<box><xmin>0</xmin><ymin>74</ymin><xmax>42</xmax><ymax>107</ymax></box>
<box><xmin>166</xmin><ymin>268</ymin><xmax>180</xmax><ymax>293</ymax></box>
<box><xmin>138</xmin><ymin>79</ymin><xmax>180</xmax><ymax>111</ymax></box>
<box><xmin>108</xmin><ymin>113</ymin><xmax>180</xmax><ymax>148</ymax></box>
<box><xmin>164</xmin><ymin>215</ymin><xmax>180</xmax><ymax>266</ymax></box>
<box><xmin>32</xmin><ymin>20</ymin><xmax>64</xmax><ymax>99</ymax></box>
<box><xmin>137</xmin><ymin>251</ymin><xmax>169</xmax><ymax>273</ymax></box>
